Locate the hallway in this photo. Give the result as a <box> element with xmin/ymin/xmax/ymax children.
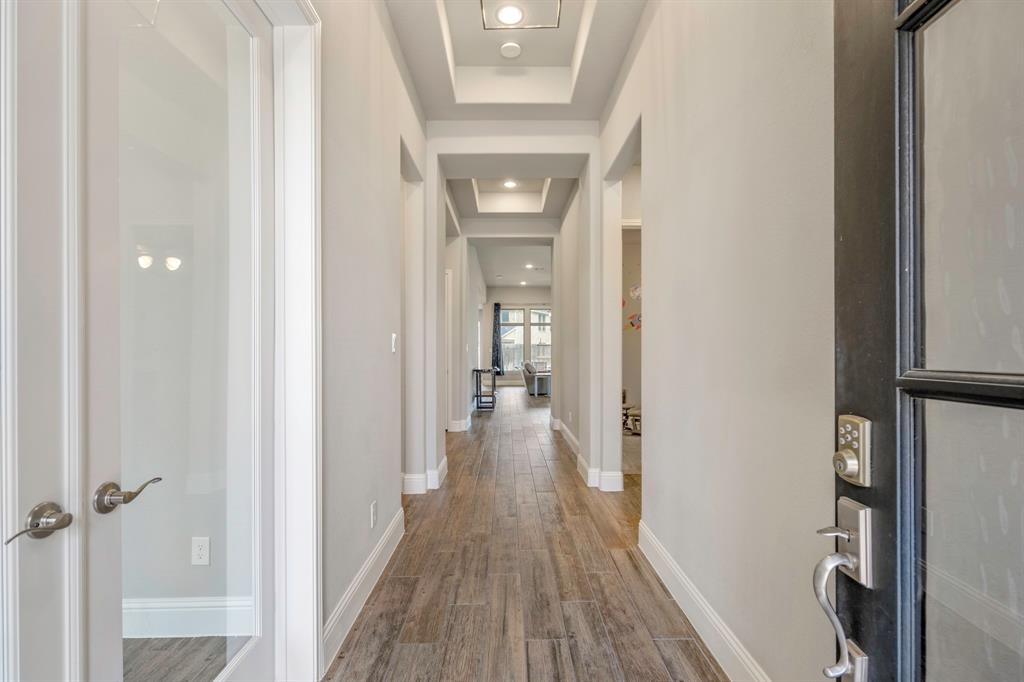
<box><xmin>324</xmin><ymin>388</ymin><xmax>724</xmax><ymax>681</ymax></box>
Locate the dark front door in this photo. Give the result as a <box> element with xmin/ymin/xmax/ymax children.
<box><xmin>833</xmin><ymin>0</ymin><xmax>1024</xmax><ymax>680</ymax></box>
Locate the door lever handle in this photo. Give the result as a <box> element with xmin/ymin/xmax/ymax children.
<box><xmin>813</xmin><ymin>552</ymin><xmax>857</xmax><ymax>678</ymax></box>
<box><xmin>93</xmin><ymin>477</ymin><xmax>162</xmax><ymax>514</ymax></box>
<box><xmin>817</xmin><ymin>525</ymin><xmax>853</xmax><ymax>542</ymax></box>
<box><xmin>4</xmin><ymin>502</ymin><xmax>73</xmax><ymax>545</ymax></box>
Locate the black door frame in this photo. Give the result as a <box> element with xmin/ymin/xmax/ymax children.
<box><xmin>838</xmin><ymin>0</ymin><xmax>1024</xmax><ymax>679</ymax></box>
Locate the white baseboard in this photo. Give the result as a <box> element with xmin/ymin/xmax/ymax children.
<box><xmin>559</xmin><ymin>422</ymin><xmax>580</xmax><ymax>454</ymax></box>
<box><xmin>599</xmin><ymin>470</ymin><xmax>624</xmax><ymax>492</ymax></box>
<box><xmin>638</xmin><ymin>520</ymin><xmax>771</xmax><ymax>682</ymax></box>
<box><xmin>402</xmin><ymin>472</ymin><xmax>427</xmax><ymax>495</ymax></box>
<box><xmin>926</xmin><ymin>564</ymin><xmax>1024</xmax><ymax>655</ymax></box>
<box><xmin>427</xmin><ymin>456</ymin><xmax>448</xmax><ymax>489</ymax></box>
<box><xmin>557</xmin><ymin>424</ymin><xmax>598</xmax><ymax>487</ymax></box>
<box><xmin>321</xmin><ymin>507</ymin><xmax>405</xmax><ymax>675</ymax></box>
<box><xmin>122</xmin><ymin>596</ymin><xmax>254</xmax><ymax>639</ymax></box>
<box><xmin>577</xmin><ymin>455</ymin><xmax>599</xmax><ymax>487</ymax></box>
<box><xmin>447</xmin><ymin>419</ymin><xmax>468</xmax><ymax>432</ymax></box>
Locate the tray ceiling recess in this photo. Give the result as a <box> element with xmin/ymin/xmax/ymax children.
<box><xmin>481</xmin><ymin>0</ymin><xmax>560</xmax><ymax>30</ymax></box>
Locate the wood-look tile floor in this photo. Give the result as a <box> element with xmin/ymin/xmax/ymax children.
<box><xmin>123</xmin><ymin>636</ymin><xmax>247</xmax><ymax>682</ymax></box>
<box><xmin>324</xmin><ymin>387</ymin><xmax>728</xmax><ymax>682</ymax></box>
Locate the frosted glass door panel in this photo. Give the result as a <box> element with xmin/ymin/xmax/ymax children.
<box><xmin>921</xmin><ymin>0</ymin><xmax>1024</xmax><ymax>373</ymax></box>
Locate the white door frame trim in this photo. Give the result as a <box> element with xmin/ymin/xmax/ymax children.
<box><xmin>1</xmin><ymin>3</ymin><xmax>86</xmax><ymax>679</ymax></box>
<box><xmin>0</xmin><ymin>1</ymin><xmax>18</xmax><ymax>678</ymax></box>
<box><xmin>256</xmin><ymin>1</ymin><xmax>324</xmax><ymax>680</ymax></box>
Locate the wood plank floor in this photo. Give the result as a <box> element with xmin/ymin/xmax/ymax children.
<box><xmin>324</xmin><ymin>387</ymin><xmax>727</xmax><ymax>682</ymax></box>
<box><xmin>123</xmin><ymin>636</ymin><xmax>248</xmax><ymax>682</ymax></box>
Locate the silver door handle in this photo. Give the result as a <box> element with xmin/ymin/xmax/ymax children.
<box><xmin>93</xmin><ymin>477</ymin><xmax>162</xmax><ymax>514</ymax></box>
<box><xmin>4</xmin><ymin>502</ymin><xmax>73</xmax><ymax>545</ymax></box>
<box><xmin>813</xmin><ymin>552</ymin><xmax>857</xmax><ymax>678</ymax></box>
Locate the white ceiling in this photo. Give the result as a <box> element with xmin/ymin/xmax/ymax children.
<box><xmin>447</xmin><ymin>0</ymin><xmax>582</xmax><ymax>67</ymax></box>
<box><xmin>385</xmin><ymin>0</ymin><xmax>647</xmax><ymax>120</ymax></box>
<box><xmin>442</xmin><ymin>152</ymin><xmax>582</xmax><ymax>221</ymax></box>
<box><xmin>449</xmin><ymin>178</ymin><xmax>576</xmax><ymax>219</ymax></box>
<box><xmin>477</xmin><ymin>179</ymin><xmax>545</xmax><ymax>192</ymax></box>
<box><xmin>471</xmin><ymin>239</ymin><xmax>553</xmax><ymax>287</ymax></box>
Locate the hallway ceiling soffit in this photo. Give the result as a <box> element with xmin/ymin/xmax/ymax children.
<box><xmin>384</xmin><ymin>0</ymin><xmax>647</xmax><ymax>120</ymax></box>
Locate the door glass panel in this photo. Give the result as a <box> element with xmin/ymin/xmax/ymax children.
<box><xmin>920</xmin><ymin>0</ymin><xmax>1024</xmax><ymax>372</ymax></box>
<box><xmin>920</xmin><ymin>400</ymin><xmax>1024</xmax><ymax>681</ymax></box>
<box><xmin>119</xmin><ymin>1</ymin><xmax>255</xmax><ymax>679</ymax></box>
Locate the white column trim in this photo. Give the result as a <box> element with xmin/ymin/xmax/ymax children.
<box><xmin>266</xmin><ymin>3</ymin><xmax>323</xmax><ymax>680</ymax></box>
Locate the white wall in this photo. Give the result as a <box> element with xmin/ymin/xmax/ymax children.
<box><xmin>621</xmin><ymin>164</ymin><xmax>642</xmax><ymax>222</ymax></box>
<box><xmin>442</xmin><ymin>241</ymin><xmax>490</xmax><ymax>428</ymax></box>
<box><xmin>601</xmin><ymin>2</ymin><xmax>835</xmax><ymax>680</ymax></box>
<box><xmin>314</xmin><ymin>0</ymin><xmax>425</xmax><ymax>641</ymax></box>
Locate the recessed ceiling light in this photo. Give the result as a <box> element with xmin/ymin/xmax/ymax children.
<box><xmin>520</xmin><ymin>281</ymin><xmax>527</xmax><ymax>286</ymax></box>
<box><xmin>137</xmin><ymin>254</ymin><xmax>154</xmax><ymax>269</ymax></box>
<box><xmin>503</xmin><ymin>179</ymin><xmax>517</xmax><ymax>189</ymax></box>
<box><xmin>500</xmin><ymin>41</ymin><xmax>522</xmax><ymax>59</ymax></box>
<box><xmin>496</xmin><ymin>5</ymin><xmax>523</xmax><ymax>26</ymax></box>
<box><xmin>165</xmin><ymin>256</ymin><xmax>182</xmax><ymax>272</ymax></box>
<box><xmin>525</xmin><ymin>263</ymin><xmax>534</xmax><ymax>269</ymax></box>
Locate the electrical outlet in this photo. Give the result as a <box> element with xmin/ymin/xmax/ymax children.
<box><xmin>191</xmin><ymin>537</ymin><xmax>210</xmax><ymax>566</ymax></box>
<box><xmin>370</xmin><ymin>500</ymin><xmax>378</xmax><ymax>529</ymax></box>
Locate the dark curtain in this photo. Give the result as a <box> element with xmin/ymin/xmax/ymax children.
<box><xmin>491</xmin><ymin>303</ymin><xmax>503</xmax><ymax>375</ymax></box>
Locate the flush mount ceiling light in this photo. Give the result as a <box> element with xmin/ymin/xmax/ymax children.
<box><xmin>495</xmin><ymin>4</ymin><xmax>523</xmax><ymax>26</ymax></box>
<box><xmin>500</xmin><ymin>41</ymin><xmax>522</xmax><ymax>59</ymax></box>
<box><xmin>524</xmin><ymin>263</ymin><xmax>534</xmax><ymax>269</ymax></box>
<box><xmin>503</xmin><ymin>179</ymin><xmax>518</xmax><ymax>189</ymax></box>
<box><xmin>520</xmin><ymin>281</ymin><xmax>528</xmax><ymax>286</ymax></box>
<box><xmin>481</xmin><ymin>0</ymin><xmax>560</xmax><ymax>30</ymax></box>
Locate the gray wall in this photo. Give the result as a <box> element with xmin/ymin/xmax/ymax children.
<box><xmin>601</xmin><ymin>1</ymin><xmax>835</xmax><ymax>679</ymax></box>
<box><xmin>553</xmin><ymin>189</ymin><xmax>582</xmax><ymax>440</ymax></box>
<box><xmin>315</xmin><ymin>0</ymin><xmax>425</xmax><ymax>622</ymax></box>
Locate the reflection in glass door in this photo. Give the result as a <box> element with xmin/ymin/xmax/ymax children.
<box><xmin>90</xmin><ymin>1</ymin><xmax>263</xmax><ymax>679</ymax></box>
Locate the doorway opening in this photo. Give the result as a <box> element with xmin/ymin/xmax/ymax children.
<box><xmin>621</xmin><ymin>165</ymin><xmax>642</xmax><ymax>487</ymax></box>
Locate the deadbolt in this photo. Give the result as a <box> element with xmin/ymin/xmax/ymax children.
<box><xmin>834</xmin><ymin>415</ymin><xmax>871</xmax><ymax>487</ymax></box>
<box><xmin>833</xmin><ymin>450</ymin><xmax>859</xmax><ymax>478</ymax></box>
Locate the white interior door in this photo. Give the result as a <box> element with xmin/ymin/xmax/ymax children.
<box><xmin>2</xmin><ymin>1</ymin><xmax>276</xmax><ymax>680</ymax></box>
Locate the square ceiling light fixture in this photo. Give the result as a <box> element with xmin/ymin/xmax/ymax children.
<box><xmin>481</xmin><ymin>0</ymin><xmax>561</xmax><ymax>29</ymax></box>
